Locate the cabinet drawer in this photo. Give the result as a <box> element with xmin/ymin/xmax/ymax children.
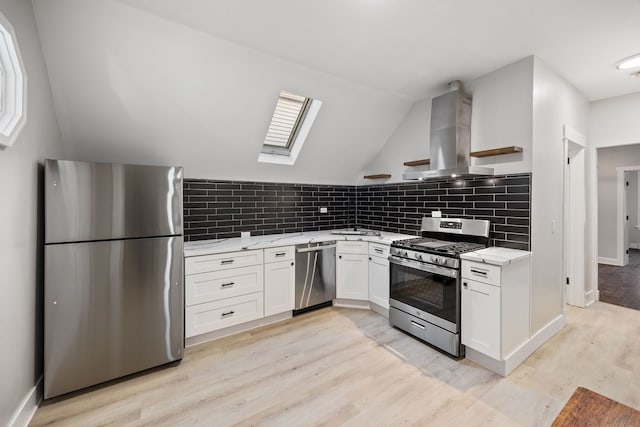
<box><xmin>369</xmin><ymin>243</ymin><xmax>390</xmax><ymax>258</ymax></box>
<box><xmin>264</xmin><ymin>246</ymin><xmax>295</xmax><ymax>263</ymax></box>
<box><xmin>337</xmin><ymin>241</ymin><xmax>368</xmax><ymax>254</ymax></box>
<box><xmin>185</xmin><ymin>292</ymin><xmax>264</xmax><ymax>337</ymax></box>
<box><xmin>185</xmin><ymin>265</ymin><xmax>263</xmax><ymax>306</ymax></box>
<box><xmin>185</xmin><ymin>250</ymin><xmax>263</xmax><ymax>275</ymax></box>
<box><xmin>462</xmin><ymin>260</ymin><xmax>501</xmax><ymax>286</ymax></box>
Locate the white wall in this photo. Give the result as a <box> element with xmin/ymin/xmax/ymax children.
<box><xmin>0</xmin><ymin>0</ymin><xmax>65</xmax><ymax>425</ymax></box>
<box><xmin>358</xmin><ymin>98</ymin><xmax>431</xmax><ymax>183</ymax></box>
<box><xmin>530</xmin><ymin>58</ymin><xmax>589</xmax><ymax>331</ymax></box>
<box><xmin>466</xmin><ymin>56</ymin><xmax>533</xmax><ymax>175</ymax></box>
<box><xmin>587</xmin><ymin>92</ymin><xmax>640</xmax><ymax>283</ymax></box>
<box><xmin>596</xmin><ymin>145</ymin><xmax>640</xmax><ymax>259</ymax></box>
<box><xmin>32</xmin><ymin>0</ymin><xmax>410</xmax><ymax>185</ymax></box>
<box><xmin>591</xmin><ymin>92</ymin><xmax>640</xmax><ymax>149</ymax></box>
<box><xmin>360</xmin><ymin>57</ymin><xmax>534</xmax><ymax>182</ymax></box>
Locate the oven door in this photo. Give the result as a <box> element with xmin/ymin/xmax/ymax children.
<box><xmin>388</xmin><ymin>256</ymin><xmax>460</xmax><ymax>333</ymax></box>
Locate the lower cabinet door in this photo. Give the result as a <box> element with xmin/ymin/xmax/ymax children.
<box><xmin>264</xmin><ymin>260</ymin><xmax>295</xmax><ymax>316</ymax></box>
<box><xmin>368</xmin><ymin>255</ymin><xmax>389</xmax><ymax>308</ymax></box>
<box><xmin>336</xmin><ymin>253</ymin><xmax>369</xmax><ymax>300</ymax></box>
<box><xmin>185</xmin><ymin>292</ymin><xmax>264</xmax><ymax>337</ymax></box>
<box><xmin>461</xmin><ymin>279</ymin><xmax>501</xmax><ymax>360</ymax></box>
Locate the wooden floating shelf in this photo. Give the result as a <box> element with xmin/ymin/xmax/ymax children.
<box><xmin>470</xmin><ymin>146</ymin><xmax>523</xmax><ymax>158</ymax></box>
<box><xmin>363</xmin><ymin>174</ymin><xmax>391</xmax><ymax>179</ymax></box>
<box><xmin>403</xmin><ymin>159</ymin><xmax>430</xmax><ymax>167</ymax></box>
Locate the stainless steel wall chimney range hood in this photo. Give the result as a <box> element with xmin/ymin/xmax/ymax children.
<box><xmin>403</xmin><ymin>81</ymin><xmax>493</xmax><ymax>181</ymax></box>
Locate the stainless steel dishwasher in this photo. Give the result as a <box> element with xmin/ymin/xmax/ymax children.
<box><xmin>293</xmin><ymin>241</ymin><xmax>336</xmax><ymax>315</ymax></box>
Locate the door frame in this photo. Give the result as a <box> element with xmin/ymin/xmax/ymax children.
<box><xmin>615</xmin><ymin>166</ymin><xmax>640</xmax><ymax>266</ymax></box>
<box><xmin>563</xmin><ymin>125</ymin><xmax>587</xmax><ymax>307</ymax></box>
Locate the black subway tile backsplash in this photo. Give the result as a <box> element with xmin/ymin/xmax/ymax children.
<box><xmin>355</xmin><ymin>173</ymin><xmax>531</xmax><ymax>250</ymax></box>
<box><xmin>183</xmin><ymin>180</ymin><xmax>356</xmax><ymax>241</ymax></box>
<box><xmin>183</xmin><ymin>173</ymin><xmax>531</xmax><ymax>250</ymax></box>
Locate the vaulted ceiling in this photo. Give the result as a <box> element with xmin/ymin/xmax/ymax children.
<box><xmin>116</xmin><ymin>0</ymin><xmax>640</xmax><ymax>101</ymax></box>
<box><xmin>32</xmin><ymin>0</ymin><xmax>640</xmax><ymax>184</ymax></box>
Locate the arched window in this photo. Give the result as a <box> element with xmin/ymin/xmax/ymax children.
<box><xmin>0</xmin><ymin>11</ymin><xmax>26</xmax><ymax>150</ymax></box>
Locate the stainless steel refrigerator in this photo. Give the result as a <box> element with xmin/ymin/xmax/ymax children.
<box><xmin>43</xmin><ymin>160</ymin><xmax>184</xmax><ymax>399</ymax></box>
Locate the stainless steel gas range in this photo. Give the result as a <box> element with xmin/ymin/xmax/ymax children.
<box><xmin>388</xmin><ymin>217</ymin><xmax>490</xmax><ymax>357</ymax></box>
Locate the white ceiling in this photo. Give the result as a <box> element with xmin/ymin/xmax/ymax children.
<box><xmin>117</xmin><ymin>0</ymin><xmax>640</xmax><ymax>101</ymax></box>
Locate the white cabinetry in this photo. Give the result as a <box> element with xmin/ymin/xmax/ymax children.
<box><xmin>263</xmin><ymin>246</ymin><xmax>295</xmax><ymax>316</ymax></box>
<box><xmin>185</xmin><ymin>250</ymin><xmax>264</xmax><ymax>338</ymax></box>
<box><xmin>461</xmin><ymin>247</ymin><xmax>532</xmax><ymax>376</ymax></box>
<box><xmin>368</xmin><ymin>243</ymin><xmax>390</xmax><ymax>309</ymax></box>
<box><xmin>336</xmin><ymin>241</ymin><xmax>368</xmax><ymax>300</ymax></box>
<box><xmin>461</xmin><ymin>279</ymin><xmax>501</xmax><ymax>359</ymax></box>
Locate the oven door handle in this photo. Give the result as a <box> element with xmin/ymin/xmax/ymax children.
<box><xmin>388</xmin><ymin>256</ymin><xmax>458</xmax><ymax>278</ymax></box>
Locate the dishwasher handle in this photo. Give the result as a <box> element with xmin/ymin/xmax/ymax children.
<box><xmin>296</xmin><ymin>244</ymin><xmax>336</xmax><ymax>253</ymax></box>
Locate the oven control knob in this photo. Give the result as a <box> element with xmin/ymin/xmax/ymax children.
<box><xmin>415</xmin><ymin>253</ymin><xmax>422</xmax><ymax>260</ymax></box>
<box><xmin>402</xmin><ymin>251</ymin><xmax>408</xmax><ymax>257</ymax></box>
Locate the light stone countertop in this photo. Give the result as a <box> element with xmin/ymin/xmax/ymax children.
<box><xmin>460</xmin><ymin>246</ymin><xmax>532</xmax><ymax>266</ymax></box>
<box><xmin>184</xmin><ymin>229</ymin><xmax>416</xmax><ymax>257</ymax></box>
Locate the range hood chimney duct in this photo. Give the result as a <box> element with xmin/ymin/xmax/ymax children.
<box><xmin>403</xmin><ymin>80</ymin><xmax>494</xmax><ymax>180</ymax></box>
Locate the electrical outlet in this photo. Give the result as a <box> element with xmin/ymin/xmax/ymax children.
<box><xmin>241</xmin><ymin>231</ymin><xmax>250</xmax><ymax>239</ymax></box>
<box><xmin>320</xmin><ymin>207</ymin><xmax>328</xmax><ymax>214</ymax></box>
<box><xmin>432</xmin><ymin>210</ymin><xmax>442</xmax><ymax>218</ymax></box>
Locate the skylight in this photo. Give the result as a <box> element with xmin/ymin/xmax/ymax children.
<box><xmin>258</xmin><ymin>90</ymin><xmax>321</xmax><ymax>165</ymax></box>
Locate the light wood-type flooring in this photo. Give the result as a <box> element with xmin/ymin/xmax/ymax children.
<box><xmin>32</xmin><ymin>302</ymin><xmax>640</xmax><ymax>427</ymax></box>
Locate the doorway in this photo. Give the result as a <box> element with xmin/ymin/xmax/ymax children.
<box><xmin>596</xmin><ymin>144</ymin><xmax>640</xmax><ymax>311</ymax></box>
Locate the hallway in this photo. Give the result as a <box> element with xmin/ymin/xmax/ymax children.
<box><xmin>599</xmin><ymin>249</ymin><xmax>640</xmax><ymax>310</ymax></box>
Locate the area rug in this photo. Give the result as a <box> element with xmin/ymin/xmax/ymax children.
<box><xmin>552</xmin><ymin>386</ymin><xmax>640</xmax><ymax>427</ymax></box>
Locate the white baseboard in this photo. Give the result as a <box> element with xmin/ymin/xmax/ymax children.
<box><xmin>598</xmin><ymin>257</ymin><xmax>621</xmax><ymax>266</ymax></box>
<box><xmin>332</xmin><ymin>299</ymin><xmax>371</xmax><ymax>310</ymax></box>
<box><xmin>466</xmin><ymin>314</ymin><xmax>566</xmax><ymax>377</ymax></box>
<box><xmin>504</xmin><ymin>314</ymin><xmax>566</xmax><ymax>375</ymax></box>
<box><xmin>585</xmin><ymin>289</ymin><xmax>599</xmax><ymax>307</ymax></box>
<box><xmin>185</xmin><ymin>311</ymin><xmax>292</xmax><ymax>348</ymax></box>
<box><xmin>369</xmin><ymin>302</ymin><xmax>389</xmax><ymax>318</ymax></box>
<box><xmin>8</xmin><ymin>376</ymin><xmax>42</xmax><ymax>427</ymax></box>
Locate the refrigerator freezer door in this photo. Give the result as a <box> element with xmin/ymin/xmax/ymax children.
<box><xmin>44</xmin><ymin>236</ymin><xmax>184</xmax><ymax>398</ymax></box>
<box><xmin>45</xmin><ymin>160</ymin><xmax>183</xmax><ymax>243</ymax></box>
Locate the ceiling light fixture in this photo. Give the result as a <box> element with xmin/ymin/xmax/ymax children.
<box><xmin>616</xmin><ymin>53</ymin><xmax>640</xmax><ymax>70</ymax></box>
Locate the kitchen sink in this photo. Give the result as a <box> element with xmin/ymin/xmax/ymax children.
<box><xmin>330</xmin><ymin>228</ymin><xmax>381</xmax><ymax>236</ymax></box>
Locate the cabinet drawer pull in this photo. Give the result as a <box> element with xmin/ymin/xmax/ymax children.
<box><xmin>374</xmin><ymin>248</ymin><xmax>384</xmax><ymax>253</ymax></box>
<box><xmin>221</xmin><ymin>259</ymin><xmax>234</xmax><ymax>265</ymax></box>
<box><xmin>275</xmin><ymin>252</ymin><xmax>287</xmax><ymax>257</ymax></box>
<box><xmin>410</xmin><ymin>321</ymin><xmax>426</xmax><ymax>330</ymax></box>
<box><xmin>470</xmin><ymin>268</ymin><xmax>488</xmax><ymax>277</ymax></box>
<box><xmin>221</xmin><ymin>282</ymin><xmax>235</xmax><ymax>288</ymax></box>
<box><xmin>221</xmin><ymin>311</ymin><xmax>235</xmax><ymax>318</ymax></box>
